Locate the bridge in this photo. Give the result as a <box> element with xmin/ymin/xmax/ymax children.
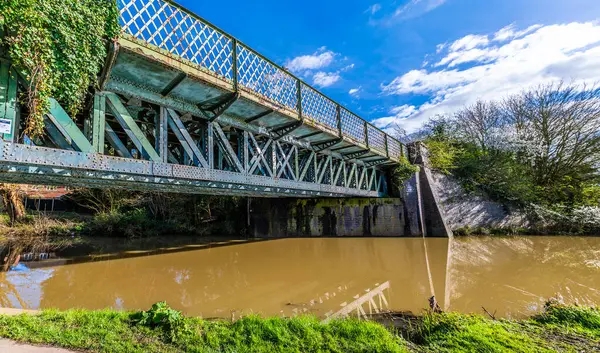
<box><xmin>0</xmin><ymin>0</ymin><xmax>406</xmax><ymax>198</ymax></box>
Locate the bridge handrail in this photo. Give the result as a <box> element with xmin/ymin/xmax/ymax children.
<box><xmin>117</xmin><ymin>0</ymin><xmax>406</xmax><ymax>160</ymax></box>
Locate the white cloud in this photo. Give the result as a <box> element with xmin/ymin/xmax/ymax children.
<box><xmin>449</xmin><ymin>34</ymin><xmax>489</xmax><ymax>52</ymax></box>
<box><xmin>286</xmin><ymin>48</ymin><xmax>336</xmax><ymax>73</ymax></box>
<box><xmin>493</xmin><ymin>24</ymin><xmax>543</xmax><ymax>42</ymax></box>
<box><xmin>366</xmin><ymin>3</ymin><xmax>382</xmax><ymax>15</ymax></box>
<box><xmin>341</xmin><ymin>63</ymin><xmax>355</xmax><ymax>72</ymax></box>
<box><xmin>379</xmin><ymin>21</ymin><xmax>600</xmax><ymax>133</ymax></box>
<box><xmin>286</xmin><ymin>48</ymin><xmax>355</xmax><ymax>88</ymax></box>
<box><xmin>349</xmin><ymin>87</ymin><xmax>362</xmax><ymax>97</ymax></box>
<box><xmin>313</xmin><ymin>72</ymin><xmax>341</xmax><ymax>87</ymax></box>
<box><xmin>394</xmin><ymin>0</ymin><xmax>448</xmax><ymax>20</ymax></box>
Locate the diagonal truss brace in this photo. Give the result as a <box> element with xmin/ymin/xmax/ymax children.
<box><xmin>274</xmin><ymin>141</ymin><xmax>297</xmax><ymax>180</ymax></box>
<box><xmin>270</xmin><ymin>120</ymin><xmax>303</xmax><ymax>140</ymax></box>
<box><xmin>198</xmin><ymin>92</ymin><xmax>239</xmax><ymax>122</ymax></box>
<box><xmin>44</xmin><ymin>99</ymin><xmax>94</xmax><ymax>153</ymax></box>
<box><xmin>167</xmin><ymin>109</ymin><xmax>209</xmax><ymax>168</ymax></box>
<box><xmin>105</xmin><ymin>92</ymin><xmax>161</xmax><ymax>161</ymax></box>
<box><xmin>212</xmin><ymin>121</ymin><xmax>244</xmax><ymax>172</ymax></box>
<box><xmin>247</xmin><ymin>132</ymin><xmax>273</xmax><ymax>177</ymax></box>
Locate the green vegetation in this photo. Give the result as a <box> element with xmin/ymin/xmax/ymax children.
<box><xmin>0</xmin><ymin>0</ymin><xmax>120</xmax><ymax>137</ymax></box>
<box><xmin>420</xmin><ymin>83</ymin><xmax>600</xmax><ymax>234</ymax></box>
<box><xmin>0</xmin><ymin>303</ymin><xmax>406</xmax><ymax>353</ymax></box>
<box><xmin>69</xmin><ymin>189</ymin><xmax>247</xmax><ymax>238</ymax></box>
<box><xmin>392</xmin><ymin>155</ymin><xmax>419</xmax><ymax>190</ymax></box>
<box><xmin>0</xmin><ymin>302</ymin><xmax>599</xmax><ymax>352</ymax></box>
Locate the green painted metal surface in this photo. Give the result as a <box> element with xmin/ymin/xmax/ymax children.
<box><xmin>47</xmin><ymin>98</ymin><xmax>94</xmax><ymax>153</ymax></box>
<box><xmin>0</xmin><ymin>62</ymin><xmax>18</xmax><ymax>142</ymax></box>
<box><xmin>105</xmin><ymin>92</ymin><xmax>161</xmax><ymax>161</ymax></box>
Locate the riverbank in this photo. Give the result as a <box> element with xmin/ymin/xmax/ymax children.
<box><xmin>0</xmin><ymin>303</ymin><xmax>598</xmax><ymax>352</ymax></box>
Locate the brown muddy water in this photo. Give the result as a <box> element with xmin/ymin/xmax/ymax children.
<box><xmin>1</xmin><ymin>237</ymin><xmax>599</xmax><ymax>319</ymax></box>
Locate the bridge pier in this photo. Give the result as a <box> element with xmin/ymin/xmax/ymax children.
<box><xmin>249</xmin><ymin>198</ymin><xmax>409</xmax><ymax>237</ymax></box>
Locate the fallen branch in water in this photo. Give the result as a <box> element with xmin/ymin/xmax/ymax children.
<box><xmin>482</xmin><ymin>306</ymin><xmax>497</xmax><ymax>320</ymax></box>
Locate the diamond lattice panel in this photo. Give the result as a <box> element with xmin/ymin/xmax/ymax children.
<box><xmin>387</xmin><ymin>138</ymin><xmax>402</xmax><ymax>160</ymax></box>
<box><xmin>367</xmin><ymin>125</ymin><xmax>386</xmax><ymax>153</ymax></box>
<box><xmin>119</xmin><ymin>0</ymin><xmax>233</xmax><ymax>79</ymax></box>
<box><xmin>340</xmin><ymin>109</ymin><xmax>365</xmax><ymax>144</ymax></box>
<box><xmin>301</xmin><ymin>84</ymin><xmax>338</xmax><ymax>130</ymax></box>
<box><xmin>237</xmin><ymin>45</ymin><xmax>298</xmax><ymax>111</ymax></box>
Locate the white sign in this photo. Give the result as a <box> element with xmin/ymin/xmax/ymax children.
<box><xmin>0</xmin><ymin>119</ymin><xmax>12</xmax><ymax>135</ymax></box>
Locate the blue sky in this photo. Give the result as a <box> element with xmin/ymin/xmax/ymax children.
<box><xmin>178</xmin><ymin>0</ymin><xmax>600</xmax><ymax>133</ymax></box>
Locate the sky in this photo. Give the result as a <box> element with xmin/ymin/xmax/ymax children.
<box><xmin>178</xmin><ymin>0</ymin><xmax>600</xmax><ymax>134</ymax></box>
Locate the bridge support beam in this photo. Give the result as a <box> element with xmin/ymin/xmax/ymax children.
<box><xmin>0</xmin><ymin>62</ymin><xmax>18</xmax><ymax>142</ymax></box>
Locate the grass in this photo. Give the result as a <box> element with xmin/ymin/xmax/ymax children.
<box><xmin>0</xmin><ymin>303</ymin><xmax>599</xmax><ymax>352</ymax></box>
<box><xmin>0</xmin><ymin>308</ymin><xmax>407</xmax><ymax>353</ymax></box>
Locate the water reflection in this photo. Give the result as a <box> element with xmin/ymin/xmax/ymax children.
<box><xmin>0</xmin><ymin>237</ymin><xmax>599</xmax><ymax>319</ymax></box>
<box><xmin>445</xmin><ymin>236</ymin><xmax>600</xmax><ymax>318</ymax></box>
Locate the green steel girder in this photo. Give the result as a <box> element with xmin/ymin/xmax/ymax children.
<box><xmin>105</xmin><ymin>122</ymin><xmax>133</xmax><ymax>158</ymax></box>
<box><xmin>271</xmin><ymin>120</ymin><xmax>303</xmax><ymax>140</ymax></box>
<box><xmin>366</xmin><ymin>158</ymin><xmax>389</xmax><ymax>167</ymax></box>
<box><xmin>167</xmin><ymin>108</ymin><xmax>209</xmax><ymax>168</ymax></box>
<box><xmin>45</xmin><ymin>98</ymin><xmax>94</xmax><ymax>153</ymax></box>
<box><xmin>212</xmin><ymin>121</ymin><xmax>244</xmax><ymax>173</ymax></box>
<box><xmin>343</xmin><ymin>150</ymin><xmax>370</xmax><ymax>160</ymax></box>
<box><xmin>161</xmin><ymin>72</ymin><xmax>188</xmax><ymax>96</ymax></box>
<box><xmin>0</xmin><ymin>62</ymin><xmax>18</xmax><ymax>142</ymax></box>
<box><xmin>312</xmin><ymin>137</ymin><xmax>343</xmax><ymax>152</ymax></box>
<box><xmin>105</xmin><ymin>92</ymin><xmax>161</xmax><ymax>161</ymax></box>
<box><xmin>92</xmin><ymin>94</ymin><xmax>106</xmax><ymax>153</ymax></box>
<box><xmin>198</xmin><ymin>92</ymin><xmax>239</xmax><ymax>122</ymax></box>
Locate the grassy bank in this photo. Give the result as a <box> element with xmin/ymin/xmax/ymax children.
<box><xmin>0</xmin><ymin>303</ymin><xmax>598</xmax><ymax>352</ymax></box>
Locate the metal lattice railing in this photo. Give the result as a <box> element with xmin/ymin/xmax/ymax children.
<box><xmin>117</xmin><ymin>0</ymin><xmax>405</xmax><ymax>158</ymax></box>
<box><xmin>367</xmin><ymin>124</ymin><xmax>386</xmax><ymax>154</ymax></box>
<box><xmin>340</xmin><ymin>108</ymin><xmax>366</xmax><ymax>144</ymax></box>
<box><xmin>387</xmin><ymin>138</ymin><xmax>403</xmax><ymax>161</ymax></box>
<box><xmin>237</xmin><ymin>44</ymin><xmax>298</xmax><ymax>111</ymax></box>
<box><xmin>301</xmin><ymin>84</ymin><xmax>338</xmax><ymax>131</ymax></box>
<box><xmin>119</xmin><ymin>0</ymin><xmax>234</xmax><ymax>79</ymax></box>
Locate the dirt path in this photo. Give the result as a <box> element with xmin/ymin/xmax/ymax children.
<box><xmin>0</xmin><ymin>339</ymin><xmax>76</xmax><ymax>353</ymax></box>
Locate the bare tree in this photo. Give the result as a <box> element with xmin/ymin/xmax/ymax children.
<box><xmin>0</xmin><ymin>184</ymin><xmax>26</xmax><ymax>225</ymax></box>
<box><xmin>453</xmin><ymin>100</ymin><xmax>503</xmax><ymax>150</ymax></box>
<box><xmin>503</xmin><ymin>82</ymin><xmax>600</xmax><ymax>187</ymax></box>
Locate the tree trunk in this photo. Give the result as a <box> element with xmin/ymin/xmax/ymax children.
<box><xmin>0</xmin><ymin>184</ymin><xmax>26</xmax><ymax>226</ymax></box>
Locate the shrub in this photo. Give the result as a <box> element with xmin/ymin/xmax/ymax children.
<box><xmin>424</xmin><ymin>139</ymin><xmax>459</xmax><ymax>174</ymax></box>
<box><xmin>131</xmin><ymin>302</ymin><xmax>188</xmax><ymax>342</ymax></box>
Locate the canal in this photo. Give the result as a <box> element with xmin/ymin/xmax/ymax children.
<box><xmin>1</xmin><ymin>236</ymin><xmax>599</xmax><ymax>319</ymax></box>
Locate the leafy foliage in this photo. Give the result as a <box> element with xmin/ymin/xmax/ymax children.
<box><xmin>0</xmin><ymin>0</ymin><xmax>120</xmax><ymax>137</ymax></box>
<box><xmin>131</xmin><ymin>302</ymin><xmax>187</xmax><ymax>342</ymax></box>
<box><xmin>392</xmin><ymin>156</ymin><xmax>419</xmax><ymax>189</ymax></box>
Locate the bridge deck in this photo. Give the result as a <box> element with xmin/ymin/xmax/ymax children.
<box><xmin>113</xmin><ymin>0</ymin><xmax>404</xmax><ymax>163</ymax></box>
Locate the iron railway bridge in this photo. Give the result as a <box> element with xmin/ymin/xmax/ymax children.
<box><xmin>0</xmin><ymin>0</ymin><xmax>406</xmax><ymax>197</ymax></box>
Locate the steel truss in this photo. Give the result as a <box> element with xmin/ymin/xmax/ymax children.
<box><xmin>0</xmin><ymin>87</ymin><xmax>387</xmax><ymax>197</ymax></box>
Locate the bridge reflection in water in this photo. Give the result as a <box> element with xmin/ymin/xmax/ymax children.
<box><xmin>2</xmin><ymin>236</ymin><xmax>600</xmax><ymax>319</ymax></box>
